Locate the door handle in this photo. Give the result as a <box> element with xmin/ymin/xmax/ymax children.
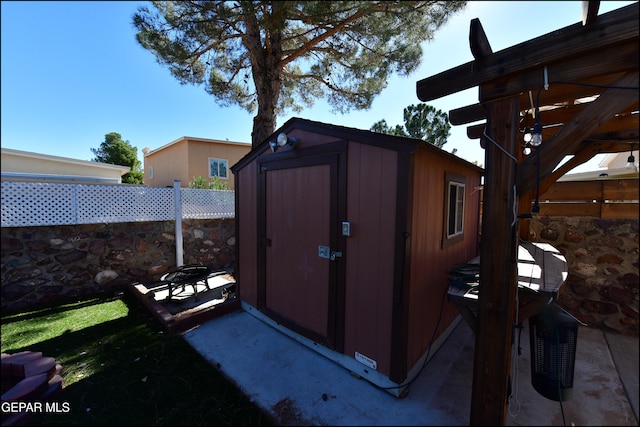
<box><xmin>330</xmin><ymin>251</ymin><xmax>342</xmax><ymax>261</ymax></box>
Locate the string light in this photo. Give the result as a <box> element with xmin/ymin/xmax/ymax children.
<box><xmin>529</xmin><ymin>80</ymin><xmax>544</xmax><ymax>148</ymax></box>
<box><xmin>626</xmin><ymin>144</ymin><xmax>637</xmax><ymax>172</ymax></box>
<box><xmin>530</xmin><ymin>120</ymin><xmax>543</xmax><ymax>147</ymax></box>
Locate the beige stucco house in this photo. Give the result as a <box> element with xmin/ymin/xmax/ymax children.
<box><xmin>1</xmin><ymin>148</ymin><xmax>130</xmax><ymax>184</ymax></box>
<box><xmin>142</xmin><ymin>136</ymin><xmax>250</xmax><ymax>189</ymax></box>
<box><xmin>559</xmin><ymin>150</ymin><xmax>639</xmax><ymax>181</ymax></box>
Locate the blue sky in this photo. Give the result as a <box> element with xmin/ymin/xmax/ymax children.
<box><xmin>1</xmin><ymin>1</ymin><xmax>635</xmax><ymax>171</ymax></box>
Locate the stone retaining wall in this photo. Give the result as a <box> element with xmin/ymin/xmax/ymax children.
<box><xmin>2</xmin><ymin>216</ymin><xmax>638</xmax><ymax>337</ymax></box>
<box><xmin>1</xmin><ymin>219</ymin><xmax>235</xmax><ymax>313</ymax></box>
<box><xmin>529</xmin><ymin>216</ymin><xmax>639</xmax><ymax>337</ymax></box>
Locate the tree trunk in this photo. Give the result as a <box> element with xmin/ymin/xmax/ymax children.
<box><xmin>243</xmin><ymin>2</ymin><xmax>285</xmax><ymax>149</ymax></box>
<box><xmin>251</xmin><ymin>109</ymin><xmax>277</xmax><ymax>149</ymax></box>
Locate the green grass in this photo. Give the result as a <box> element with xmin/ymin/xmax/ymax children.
<box><xmin>1</xmin><ymin>293</ymin><xmax>274</xmax><ymax>426</ymax></box>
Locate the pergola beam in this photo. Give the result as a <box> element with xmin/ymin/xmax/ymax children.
<box><xmin>478</xmin><ymin>39</ymin><xmax>638</xmax><ymax>104</ymax></box>
<box><xmin>517</xmin><ymin>71</ymin><xmax>639</xmax><ymax>195</ymax></box>
<box><xmin>416</xmin><ymin>3</ymin><xmax>638</xmax><ymax>102</ymax></box>
<box><xmin>450</xmin><ymin>73</ymin><xmax>635</xmax><ymax>126</ymax></box>
<box><xmin>465</xmin><ymin>110</ymin><xmax>639</xmax><ymax>142</ymax></box>
<box><xmin>582</xmin><ymin>0</ymin><xmax>600</xmax><ymax>25</ymax></box>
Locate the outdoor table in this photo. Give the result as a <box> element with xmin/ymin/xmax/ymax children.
<box><xmin>159</xmin><ymin>264</ymin><xmax>218</xmax><ymax>301</ymax></box>
<box><xmin>447</xmin><ymin>241</ymin><xmax>568</xmax><ymax>334</ymax></box>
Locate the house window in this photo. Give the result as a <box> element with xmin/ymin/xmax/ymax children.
<box><xmin>209</xmin><ymin>158</ymin><xmax>229</xmax><ymax>179</ymax></box>
<box><xmin>443</xmin><ymin>172</ymin><xmax>465</xmax><ymax>248</ymax></box>
<box><xmin>149</xmin><ymin>166</ymin><xmax>154</xmax><ymax>180</ymax></box>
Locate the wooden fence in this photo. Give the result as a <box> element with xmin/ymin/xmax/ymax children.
<box><xmin>536</xmin><ymin>178</ymin><xmax>638</xmax><ymax>218</ymax></box>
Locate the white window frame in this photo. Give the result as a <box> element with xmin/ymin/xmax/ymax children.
<box><xmin>443</xmin><ymin>172</ymin><xmax>466</xmax><ymax>248</ymax></box>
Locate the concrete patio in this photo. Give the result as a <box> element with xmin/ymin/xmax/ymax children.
<box><xmin>183</xmin><ymin>306</ymin><xmax>638</xmax><ymax>426</ymax></box>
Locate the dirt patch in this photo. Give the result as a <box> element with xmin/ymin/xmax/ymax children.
<box><xmin>272</xmin><ymin>397</ymin><xmax>308</xmax><ymax>426</ymax></box>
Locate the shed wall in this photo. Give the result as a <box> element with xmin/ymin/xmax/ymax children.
<box><xmin>406</xmin><ymin>147</ymin><xmax>482</xmax><ymax>368</ymax></box>
<box><xmin>236</xmin><ymin>161</ymin><xmax>259</xmax><ymax>306</ymax></box>
<box><xmin>233</xmin><ymin>122</ymin><xmax>483</xmax><ymax>386</ymax></box>
<box><xmin>234</xmin><ymin>131</ymin><xmax>334</xmax><ymax>307</ymax></box>
<box><xmin>343</xmin><ymin>142</ymin><xmax>398</xmax><ymax>377</ymax></box>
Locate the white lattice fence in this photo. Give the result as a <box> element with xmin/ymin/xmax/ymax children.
<box><xmin>76</xmin><ymin>185</ymin><xmax>174</xmax><ymax>223</ymax></box>
<box><xmin>181</xmin><ymin>188</ymin><xmax>235</xmax><ymax>219</ymax></box>
<box><xmin>1</xmin><ymin>182</ymin><xmax>235</xmax><ymax>227</ymax></box>
<box><xmin>1</xmin><ymin>182</ymin><xmax>76</xmax><ymax>226</ymax></box>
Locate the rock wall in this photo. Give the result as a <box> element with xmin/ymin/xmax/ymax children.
<box><xmin>3</xmin><ymin>216</ymin><xmax>638</xmax><ymax>337</ymax></box>
<box><xmin>1</xmin><ymin>219</ymin><xmax>235</xmax><ymax>313</ymax></box>
<box><xmin>529</xmin><ymin>216</ymin><xmax>639</xmax><ymax>337</ymax></box>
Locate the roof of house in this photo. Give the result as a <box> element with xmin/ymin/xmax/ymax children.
<box><xmin>1</xmin><ymin>148</ymin><xmax>130</xmax><ymax>172</ymax></box>
<box><xmin>142</xmin><ymin>136</ymin><xmax>250</xmax><ymax>157</ymax></box>
<box><xmin>559</xmin><ymin>150</ymin><xmax>639</xmax><ymax>181</ymax></box>
<box><xmin>1</xmin><ymin>147</ymin><xmax>130</xmax><ymax>184</ymax></box>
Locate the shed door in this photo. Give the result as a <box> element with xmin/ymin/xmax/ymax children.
<box><xmin>259</xmin><ymin>150</ymin><xmax>344</xmax><ymax>350</ymax></box>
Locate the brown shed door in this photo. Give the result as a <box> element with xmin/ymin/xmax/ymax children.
<box><xmin>259</xmin><ymin>151</ymin><xmax>343</xmax><ymax>350</ymax></box>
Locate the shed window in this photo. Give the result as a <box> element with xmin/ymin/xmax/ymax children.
<box><xmin>209</xmin><ymin>158</ymin><xmax>229</xmax><ymax>179</ymax></box>
<box><xmin>443</xmin><ymin>172</ymin><xmax>465</xmax><ymax>248</ymax></box>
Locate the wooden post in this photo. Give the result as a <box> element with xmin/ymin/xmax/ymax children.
<box><xmin>517</xmin><ymin>192</ymin><xmax>533</xmax><ymax>240</ymax></box>
<box><xmin>471</xmin><ymin>96</ymin><xmax>520</xmax><ymax>425</ymax></box>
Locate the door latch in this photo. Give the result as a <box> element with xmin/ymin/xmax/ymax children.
<box><xmin>318</xmin><ymin>245</ymin><xmax>342</xmax><ymax>261</ymax></box>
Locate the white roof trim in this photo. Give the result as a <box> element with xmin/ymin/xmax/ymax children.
<box><xmin>1</xmin><ymin>172</ymin><xmax>124</xmax><ymax>184</ymax></box>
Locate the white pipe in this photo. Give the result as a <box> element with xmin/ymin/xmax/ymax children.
<box><xmin>174</xmin><ymin>180</ymin><xmax>184</xmax><ymax>267</ymax></box>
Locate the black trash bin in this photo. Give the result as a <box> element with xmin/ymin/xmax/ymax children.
<box><xmin>529</xmin><ymin>304</ymin><xmax>579</xmax><ymax>401</ymax></box>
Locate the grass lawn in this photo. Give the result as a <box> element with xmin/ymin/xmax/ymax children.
<box><xmin>1</xmin><ymin>292</ymin><xmax>273</xmax><ymax>426</ymax></box>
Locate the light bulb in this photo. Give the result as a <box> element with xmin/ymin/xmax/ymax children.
<box><xmin>523</xmin><ymin>146</ymin><xmax>532</xmax><ymax>156</ymax></box>
<box><xmin>530</xmin><ymin>122</ymin><xmax>542</xmax><ymax>147</ymax></box>
<box><xmin>626</xmin><ymin>153</ymin><xmax>636</xmax><ymax>170</ymax></box>
<box><xmin>276</xmin><ymin>132</ymin><xmax>298</xmax><ymax>149</ymax></box>
<box><xmin>277</xmin><ymin>133</ymin><xmax>288</xmax><ymax>147</ymax></box>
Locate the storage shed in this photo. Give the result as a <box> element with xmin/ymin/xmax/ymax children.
<box><xmin>231</xmin><ymin>117</ymin><xmax>483</xmax><ymax>396</ymax></box>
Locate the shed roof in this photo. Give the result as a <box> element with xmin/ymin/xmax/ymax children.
<box><xmin>231</xmin><ymin>117</ymin><xmax>484</xmax><ymax>174</ymax></box>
